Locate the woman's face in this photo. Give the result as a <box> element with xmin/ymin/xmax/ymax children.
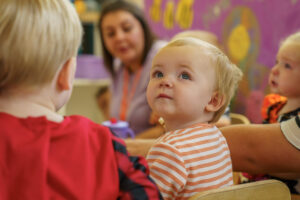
<box><xmin>101</xmin><ymin>10</ymin><xmax>145</xmax><ymax>67</ymax></box>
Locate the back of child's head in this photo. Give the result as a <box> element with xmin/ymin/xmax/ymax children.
<box><xmin>0</xmin><ymin>0</ymin><xmax>82</xmax><ymax>94</ymax></box>
<box><xmin>165</xmin><ymin>38</ymin><xmax>243</xmax><ymax>122</ymax></box>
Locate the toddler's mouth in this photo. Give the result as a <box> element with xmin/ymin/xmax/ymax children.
<box><xmin>157</xmin><ymin>93</ymin><xmax>172</xmax><ymax>99</ymax></box>
<box><xmin>270</xmin><ymin>80</ymin><xmax>278</xmax><ymax>87</ymax></box>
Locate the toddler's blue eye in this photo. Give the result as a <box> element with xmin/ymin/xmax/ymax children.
<box><xmin>180</xmin><ymin>73</ymin><xmax>190</xmax><ymax>80</ymax></box>
<box><xmin>154</xmin><ymin>71</ymin><xmax>164</xmax><ymax>78</ymax></box>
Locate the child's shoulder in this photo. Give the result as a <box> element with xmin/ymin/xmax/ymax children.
<box><xmin>0</xmin><ymin>113</ymin><xmax>113</xmax><ymax>141</ymax></box>
<box><xmin>65</xmin><ymin>115</ymin><xmax>126</xmax><ymax>145</ymax></box>
<box><xmin>63</xmin><ymin>115</ymin><xmax>114</xmax><ymax>137</ymax></box>
<box><xmin>160</xmin><ymin>124</ymin><xmax>219</xmax><ymax>145</ymax></box>
<box><xmin>64</xmin><ymin>115</ymin><xmax>104</xmax><ymax>129</ymax></box>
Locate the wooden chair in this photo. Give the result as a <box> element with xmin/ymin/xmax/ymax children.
<box><xmin>230</xmin><ymin>113</ymin><xmax>251</xmax><ymax>125</ymax></box>
<box><xmin>292</xmin><ymin>194</ymin><xmax>300</xmax><ymax>200</ymax></box>
<box><xmin>188</xmin><ymin>179</ymin><xmax>291</xmax><ymax>200</ymax></box>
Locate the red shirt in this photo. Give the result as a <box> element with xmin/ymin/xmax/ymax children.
<box><xmin>0</xmin><ymin>113</ymin><xmax>162</xmax><ymax>200</ymax></box>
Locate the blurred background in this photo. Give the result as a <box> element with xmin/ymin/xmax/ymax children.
<box><xmin>67</xmin><ymin>0</ymin><xmax>300</xmax><ymax>124</ymax></box>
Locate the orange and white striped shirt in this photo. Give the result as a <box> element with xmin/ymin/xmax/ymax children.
<box><xmin>146</xmin><ymin>123</ymin><xmax>233</xmax><ymax>200</ymax></box>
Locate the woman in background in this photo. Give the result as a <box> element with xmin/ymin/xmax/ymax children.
<box><xmin>98</xmin><ymin>0</ymin><xmax>166</xmax><ymax>137</ymax></box>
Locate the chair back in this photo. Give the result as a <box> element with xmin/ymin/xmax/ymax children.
<box><xmin>230</xmin><ymin>113</ymin><xmax>251</xmax><ymax>124</ymax></box>
<box><xmin>189</xmin><ymin>179</ymin><xmax>291</xmax><ymax>200</ymax></box>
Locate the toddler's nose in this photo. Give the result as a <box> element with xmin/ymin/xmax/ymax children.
<box><xmin>271</xmin><ymin>65</ymin><xmax>279</xmax><ymax>75</ymax></box>
<box><xmin>159</xmin><ymin>77</ymin><xmax>173</xmax><ymax>87</ymax></box>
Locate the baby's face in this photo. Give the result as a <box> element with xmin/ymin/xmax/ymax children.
<box><xmin>269</xmin><ymin>42</ymin><xmax>300</xmax><ymax>98</ymax></box>
<box><xmin>146</xmin><ymin>45</ymin><xmax>216</xmax><ymax>124</ymax></box>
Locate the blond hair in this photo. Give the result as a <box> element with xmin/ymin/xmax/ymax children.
<box><xmin>0</xmin><ymin>0</ymin><xmax>82</xmax><ymax>93</ymax></box>
<box><xmin>171</xmin><ymin>30</ymin><xmax>223</xmax><ymax>51</ymax></box>
<box><xmin>280</xmin><ymin>30</ymin><xmax>300</xmax><ymax>47</ymax></box>
<box><xmin>165</xmin><ymin>38</ymin><xmax>243</xmax><ymax>123</ymax></box>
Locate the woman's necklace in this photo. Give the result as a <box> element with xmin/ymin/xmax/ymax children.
<box><xmin>119</xmin><ymin>67</ymin><xmax>142</xmax><ymax>121</ymax></box>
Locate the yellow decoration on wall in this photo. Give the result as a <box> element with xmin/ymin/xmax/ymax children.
<box><xmin>228</xmin><ymin>24</ymin><xmax>250</xmax><ymax>62</ymax></box>
<box><xmin>163</xmin><ymin>1</ymin><xmax>175</xmax><ymax>29</ymax></box>
<box><xmin>74</xmin><ymin>0</ymin><xmax>86</xmax><ymax>14</ymax></box>
<box><xmin>150</xmin><ymin>0</ymin><xmax>162</xmax><ymax>22</ymax></box>
<box><xmin>175</xmin><ymin>0</ymin><xmax>194</xmax><ymax>29</ymax></box>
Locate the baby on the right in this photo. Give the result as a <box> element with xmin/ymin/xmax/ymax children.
<box><xmin>242</xmin><ymin>31</ymin><xmax>300</xmax><ymax>194</ymax></box>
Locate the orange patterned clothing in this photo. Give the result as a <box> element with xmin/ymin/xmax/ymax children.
<box><xmin>261</xmin><ymin>94</ymin><xmax>287</xmax><ymax>123</ymax></box>
<box><xmin>261</xmin><ymin>94</ymin><xmax>300</xmax><ymax>124</ymax></box>
<box><xmin>146</xmin><ymin>123</ymin><xmax>233</xmax><ymax>200</ymax></box>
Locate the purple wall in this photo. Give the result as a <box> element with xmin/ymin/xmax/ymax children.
<box><xmin>145</xmin><ymin>0</ymin><xmax>300</xmax><ymax>123</ymax></box>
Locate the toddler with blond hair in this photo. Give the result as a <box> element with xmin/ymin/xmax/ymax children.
<box><xmin>146</xmin><ymin>37</ymin><xmax>243</xmax><ymax>199</ymax></box>
<box><xmin>241</xmin><ymin>30</ymin><xmax>300</xmax><ymax>194</ymax></box>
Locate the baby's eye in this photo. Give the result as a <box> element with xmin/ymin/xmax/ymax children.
<box><xmin>153</xmin><ymin>71</ymin><xmax>164</xmax><ymax>78</ymax></box>
<box><xmin>180</xmin><ymin>72</ymin><xmax>191</xmax><ymax>80</ymax></box>
<box><xmin>284</xmin><ymin>63</ymin><xmax>292</xmax><ymax>69</ymax></box>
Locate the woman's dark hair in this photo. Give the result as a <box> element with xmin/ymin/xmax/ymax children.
<box><xmin>98</xmin><ymin>0</ymin><xmax>156</xmax><ymax>77</ymax></box>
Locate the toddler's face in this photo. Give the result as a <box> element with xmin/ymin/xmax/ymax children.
<box><xmin>146</xmin><ymin>45</ymin><xmax>216</xmax><ymax>124</ymax></box>
<box><xmin>269</xmin><ymin>43</ymin><xmax>300</xmax><ymax>97</ymax></box>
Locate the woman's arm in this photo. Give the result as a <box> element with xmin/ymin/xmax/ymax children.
<box><xmin>126</xmin><ymin>117</ymin><xmax>300</xmax><ymax>173</ymax></box>
<box><xmin>269</xmin><ymin>172</ymin><xmax>300</xmax><ymax>179</ymax></box>
<box><xmin>221</xmin><ymin>123</ymin><xmax>300</xmax><ymax>173</ymax></box>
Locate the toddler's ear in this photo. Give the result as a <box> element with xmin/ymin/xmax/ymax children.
<box><xmin>57</xmin><ymin>58</ymin><xmax>76</xmax><ymax>91</ymax></box>
<box><xmin>205</xmin><ymin>92</ymin><xmax>225</xmax><ymax>112</ymax></box>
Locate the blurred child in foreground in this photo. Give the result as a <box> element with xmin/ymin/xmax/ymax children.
<box><xmin>0</xmin><ymin>0</ymin><xmax>162</xmax><ymax>199</ymax></box>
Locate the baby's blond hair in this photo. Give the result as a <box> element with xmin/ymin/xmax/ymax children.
<box><xmin>171</xmin><ymin>30</ymin><xmax>223</xmax><ymax>51</ymax></box>
<box><xmin>0</xmin><ymin>0</ymin><xmax>82</xmax><ymax>93</ymax></box>
<box><xmin>165</xmin><ymin>38</ymin><xmax>243</xmax><ymax>123</ymax></box>
<box><xmin>280</xmin><ymin>30</ymin><xmax>300</xmax><ymax>47</ymax></box>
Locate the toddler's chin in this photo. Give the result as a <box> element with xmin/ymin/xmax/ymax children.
<box><xmin>269</xmin><ymin>87</ymin><xmax>279</xmax><ymax>94</ymax></box>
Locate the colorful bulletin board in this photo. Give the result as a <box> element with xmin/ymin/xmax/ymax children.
<box><xmin>145</xmin><ymin>0</ymin><xmax>300</xmax><ymax>123</ymax></box>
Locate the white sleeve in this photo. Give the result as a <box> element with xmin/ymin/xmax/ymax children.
<box><xmin>280</xmin><ymin>116</ymin><xmax>300</xmax><ymax>150</ymax></box>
